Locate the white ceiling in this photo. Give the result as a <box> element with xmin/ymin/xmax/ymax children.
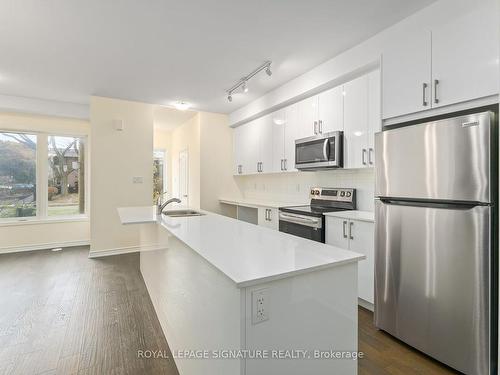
<box><xmin>0</xmin><ymin>0</ymin><xmax>436</xmax><ymax>114</ymax></box>
<box><xmin>154</xmin><ymin>105</ymin><xmax>197</xmax><ymax>131</ymax></box>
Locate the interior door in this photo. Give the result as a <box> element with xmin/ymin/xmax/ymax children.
<box><xmin>178</xmin><ymin>149</ymin><xmax>189</xmax><ymax>206</ymax></box>
<box><xmin>343</xmin><ymin>76</ymin><xmax>368</xmax><ymax>169</ymax></box>
<box><xmin>375</xmin><ymin>200</ymin><xmax>491</xmax><ymax>374</ymax></box>
<box><xmin>318</xmin><ymin>86</ymin><xmax>343</xmax><ymax>134</ymax></box>
<box><xmin>431</xmin><ymin>0</ymin><xmax>499</xmax><ymax>108</ymax></box>
<box><xmin>382</xmin><ymin>28</ymin><xmax>431</xmax><ymax>119</ymax></box>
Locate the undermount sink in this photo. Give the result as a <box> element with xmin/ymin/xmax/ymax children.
<box><xmin>163</xmin><ymin>209</ymin><xmax>205</xmax><ymax>217</ymax></box>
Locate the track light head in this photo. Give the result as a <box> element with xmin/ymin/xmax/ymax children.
<box><xmin>266</xmin><ymin>66</ymin><xmax>272</xmax><ymax>76</ymax></box>
<box><xmin>242</xmin><ymin>81</ymin><xmax>248</xmax><ymax>93</ymax></box>
<box><xmin>227</xmin><ymin>94</ymin><xmax>232</xmax><ymax>102</ymax></box>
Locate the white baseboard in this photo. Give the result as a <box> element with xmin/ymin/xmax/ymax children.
<box><xmin>0</xmin><ymin>240</ymin><xmax>90</xmax><ymax>255</ymax></box>
<box><xmin>358</xmin><ymin>298</ymin><xmax>374</xmax><ymax>312</ymax></box>
<box><xmin>88</xmin><ymin>243</ymin><xmax>167</xmax><ymax>258</ymax></box>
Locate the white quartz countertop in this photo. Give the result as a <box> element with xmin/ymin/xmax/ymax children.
<box><xmin>219</xmin><ymin>197</ymin><xmax>308</xmax><ymax>209</ymax></box>
<box><xmin>118</xmin><ymin>206</ymin><xmax>365</xmax><ymax>288</ymax></box>
<box><xmin>324</xmin><ymin>210</ymin><xmax>375</xmax><ymax>222</ymax></box>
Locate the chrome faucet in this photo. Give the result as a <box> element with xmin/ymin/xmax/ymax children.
<box><xmin>157</xmin><ymin>197</ymin><xmax>181</xmax><ymax>214</ymax></box>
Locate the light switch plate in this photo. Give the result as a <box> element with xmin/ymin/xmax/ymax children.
<box><xmin>132</xmin><ymin>176</ymin><xmax>143</xmax><ymax>184</ymax></box>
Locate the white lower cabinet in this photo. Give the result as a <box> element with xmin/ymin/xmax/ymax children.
<box><xmin>258</xmin><ymin>207</ymin><xmax>279</xmax><ymax>230</ymax></box>
<box><xmin>326</xmin><ymin>216</ymin><xmax>374</xmax><ymax>304</ymax></box>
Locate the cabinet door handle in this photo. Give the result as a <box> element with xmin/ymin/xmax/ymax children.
<box><xmin>362</xmin><ymin>149</ymin><xmax>367</xmax><ymax>165</ymax></box>
<box><xmin>280</xmin><ymin>159</ymin><xmax>284</xmax><ymax>171</ymax></box>
<box><xmin>368</xmin><ymin>148</ymin><xmax>374</xmax><ymax>165</ymax></box>
<box><xmin>422</xmin><ymin>82</ymin><xmax>428</xmax><ymax>106</ymax></box>
<box><xmin>342</xmin><ymin>220</ymin><xmax>348</xmax><ymax>238</ymax></box>
<box><xmin>349</xmin><ymin>221</ymin><xmax>354</xmax><ymax>240</ymax></box>
<box><xmin>319</xmin><ymin>120</ymin><xmax>323</xmax><ymax>134</ymax></box>
<box><xmin>284</xmin><ymin>159</ymin><xmax>287</xmax><ymax>171</ymax></box>
<box><xmin>268</xmin><ymin>209</ymin><xmax>272</xmax><ymax>221</ymax></box>
<box><xmin>434</xmin><ymin>79</ymin><xmax>439</xmax><ymax>104</ymax></box>
<box><xmin>313</xmin><ymin>121</ymin><xmax>318</xmax><ymax>135</ymax></box>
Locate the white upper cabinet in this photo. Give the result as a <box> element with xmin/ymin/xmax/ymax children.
<box><xmin>318</xmin><ymin>86</ymin><xmax>344</xmax><ymax>134</ymax></box>
<box><xmin>284</xmin><ymin>103</ymin><xmax>299</xmax><ymax>172</ymax></box>
<box><xmin>382</xmin><ymin>29</ymin><xmax>432</xmax><ymax>119</ymax></box>
<box><xmin>233</xmin><ymin>71</ymin><xmax>380</xmax><ymax>175</ymax></box>
<box><xmin>367</xmin><ymin>70</ymin><xmax>381</xmax><ymax>166</ymax></box>
<box><xmin>344</xmin><ymin>71</ymin><xmax>381</xmax><ymax>169</ymax></box>
<box><xmin>431</xmin><ymin>0</ymin><xmax>499</xmax><ymax>108</ymax></box>
<box><xmin>233</xmin><ymin>125</ymin><xmax>245</xmax><ymax>175</ymax></box>
<box><xmin>344</xmin><ymin>75</ymin><xmax>368</xmax><ymax>169</ymax></box>
<box><xmin>382</xmin><ymin>0</ymin><xmax>499</xmax><ymax>119</ymax></box>
<box><xmin>297</xmin><ymin>95</ymin><xmax>319</xmax><ymax>139</ymax></box>
<box><xmin>271</xmin><ymin>109</ymin><xmax>286</xmax><ymax>173</ymax></box>
<box><xmin>243</xmin><ymin>120</ymin><xmax>260</xmax><ymax>174</ymax></box>
<box><xmin>257</xmin><ymin>114</ymin><xmax>274</xmax><ymax>173</ymax></box>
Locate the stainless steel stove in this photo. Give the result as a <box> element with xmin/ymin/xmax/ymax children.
<box><xmin>279</xmin><ymin>187</ymin><xmax>356</xmax><ymax>243</ymax></box>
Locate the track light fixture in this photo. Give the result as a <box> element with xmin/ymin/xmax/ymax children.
<box><xmin>226</xmin><ymin>61</ymin><xmax>272</xmax><ymax>102</ymax></box>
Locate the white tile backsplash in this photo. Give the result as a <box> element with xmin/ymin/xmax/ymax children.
<box><xmin>235</xmin><ymin>168</ymin><xmax>375</xmax><ymax>211</ymax></box>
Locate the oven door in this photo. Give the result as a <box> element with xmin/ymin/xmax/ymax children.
<box><xmin>295</xmin><ymin>131</ymin><xmax>343</xmax><ymax>170</ymax></box>
<box><xmin>278</xmin><ymin>212</ymin><xmax>324</xmax><ymax>243</ymax></box>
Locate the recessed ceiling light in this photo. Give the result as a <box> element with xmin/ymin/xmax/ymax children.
<box><xmin>173</xmin><ymin>101</ymin><xmax>191</xmax><ymax>111</ymax></box>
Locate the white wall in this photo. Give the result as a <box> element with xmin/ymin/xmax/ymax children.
<box><xmin>90</xmin><ymin>96</ymin><xmax>154</xmax><ymax>255</ymax></box>
<box><xmin>0</xmin><ymin>112</ymin><xmax>90</xmax><ymax>253</ymax></box>
<box><xmin>235</xmin><ymin>169</ymin><xmax>374</xmax><ymax>212</ymax></box>
<box><xmin>199</xmin><ymin>112</ymin><xmax>241</xmax><ymax>217</ymax></box>
<box><xmin>0</xmin><ymin>94</ymin><xmax>89</xmax><ymax>120</ymax></box>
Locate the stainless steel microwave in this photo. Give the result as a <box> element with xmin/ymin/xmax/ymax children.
<box><xmin>295</xmin><ymin>131</ymin><xmax>343</xmax><ymax>170</ymax></box>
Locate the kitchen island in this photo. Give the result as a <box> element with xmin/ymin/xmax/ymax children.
<box><xmin>118</xmin><ymin>206</ymin><xmax>364</xmax><ymax>375</ymax></box>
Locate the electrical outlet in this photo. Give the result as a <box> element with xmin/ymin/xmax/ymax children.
<box><xmin>252</xmin><ymin>288</ymin><xmax>269</xmax><ymax>324</ymax></box>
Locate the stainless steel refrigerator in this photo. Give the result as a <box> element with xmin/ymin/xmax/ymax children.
<box><xmin>374</xmin><ymin>110</ymin><xmax>498</xmax><ymax>375</ymax></box>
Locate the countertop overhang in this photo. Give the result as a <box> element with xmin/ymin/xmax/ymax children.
<box><xmin>118</xmin><ymin>206</ymin><xmax>365</xmax><ymax>288</ymax></box>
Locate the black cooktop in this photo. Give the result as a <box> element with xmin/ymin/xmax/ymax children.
<box><xmin>279</xmin><ymin>205</ymin><xmax>350</xmax><ymax>218</ymax></box>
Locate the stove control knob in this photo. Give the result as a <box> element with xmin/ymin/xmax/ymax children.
<box><xmin>315</xmin><ymin>190</ymin><xmax>320</xmax><ymax>195</ymax></box>
<box><xmin>310</xmin><ymin>189</ymin><xmax>315</xmax><ymax>195</ymax></box>
<box><xmin>346</xmin><ymin>191</ymin><xmax>352</xmax><ymax>197</ymax></box>
<box><xmin>340</xmin><ymin>191</ymin><xmax>345</xmax><ymax>197</ymax></box>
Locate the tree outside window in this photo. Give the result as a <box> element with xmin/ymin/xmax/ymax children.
<box><xmin>48</xmin><ymin>136</ymin><xmax>85</xmax><ymax>216</ymax></box>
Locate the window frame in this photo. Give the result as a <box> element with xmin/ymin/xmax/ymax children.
<box><xmin>0</xmin><ymin>129</ymin><xmax>89</xmax><ymax>224</ymax></box>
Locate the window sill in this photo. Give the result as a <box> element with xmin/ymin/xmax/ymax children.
<box><xmin>0</xmin><ymin>216</ymin><xmax>89</xmax><ymax>227</ymax></box>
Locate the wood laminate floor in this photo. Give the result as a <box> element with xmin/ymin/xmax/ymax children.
<box><xmin>0</xmin><ymin>246</ymin><xmax>459</xmax><ymax>375</ymax></box>
<box><xmin>0</xmin><ymin>247</ymin><xmax>178</xmax><ymax>375</ymax></box>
